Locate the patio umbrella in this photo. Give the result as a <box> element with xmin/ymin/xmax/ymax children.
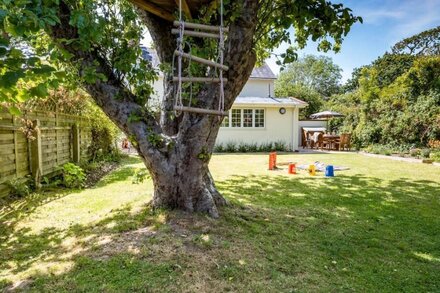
<box><xmin>310</xmin><ymin>110</ymin><xmax>345</xmax><ymax>131</ymax></box>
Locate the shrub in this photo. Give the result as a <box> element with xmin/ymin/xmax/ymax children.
<box><xmin>274</xmin><ymin>141</ymin><xmax>289</xmax><ymax>151</ymax></box>
<box><xmin>430</xmin><ymin>150</ymin><xmax>440</xmax><ymax>162</ymax></box>
<box><xmin>258</xmin><ymin>142</ymin><xmax>273</xmax><ymax>152</ymax></box>
<box><xmin>214</xmin><ymin>141</ymin><xmax>291</xmax><ymax>153</ymax></box>
<box><xmin>409</xmin><ymin>148</ymin><xmax>421</xmax><ymax>157</ymax></box>
<box><xmin>224</xmin><ymin>142</ymin><xmax>237</xmax><ymax>152</ymax></box>
<box><xmin>6</xmin><ymin>177</ymin><xmax>31</xmax><ymax>197</ymax></box>
<box><xmin>237</xmin><ymin>143</ymin><xmax>248</xmax><ymax>153</ymax></box>
<box><xmin>214</xmin><ymin>144</ymin><xmax>224</xmax><ymax>153</ymax></box>
<box><xmin>247</xmin><ymin>143</ymin><xmax>258</xmax><ymax>152</ymax></box>
<box><xmin>61</xmin><ymin>163</ymin><xmax>86</xmax><ymax>188</ymax></box>
<box><xmin>364</xmin><ymin>144</ymin><xmax>392</xmax><ymax>155</ymax></box>
<box><xmin>420</xmin><ymin>148</ymin><xmax>431</xmax><ymax>158</ymax></box>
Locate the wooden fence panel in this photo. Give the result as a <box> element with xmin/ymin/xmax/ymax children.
<box><xmin>0</xmin><ymin>110</ymin><xmax>92</xmax><ymax>198</ymax></box>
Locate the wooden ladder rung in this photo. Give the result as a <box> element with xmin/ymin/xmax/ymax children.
<box><xmin>172</xmin><ymin>77</ymin><xmax>228</xmax><ymax>83</ymax></box>
<box><xmin>174</xmin><ymin>51</ymin><xmax>229</xmax><ymax>71</ymax></box>
<box><xmin>171</xmin><ymin>29</ymin><xmax>220</xmax><ymax>39</ymax></box>
<box><xmin>173</xmin><ymin>21</ymin><xmax>229</xmax><ymax>33</ymax></box>
<box><xmin>174</xmin><ymin>106</ymin><xmax>228</xmax><ymax>116</ymax></box>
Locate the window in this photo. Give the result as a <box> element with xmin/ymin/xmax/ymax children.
<box><xmin>243</xmin><ymin>109</ymin><xmax>253</xmax><ymax>127</ymax></box>
<box><xmin>231</xmin><ymin>109</ymin><xmax>241</xmax><ymax>127</ymax></box>
<box><xmin>220</xmin><ymin>108</ymin><xmax>265</xmax><ymax>128</ymax></box>
<box><xmin>255</xmin><ymin>109</ymin><xmax>265</xmax><ymax>127</ymax></box>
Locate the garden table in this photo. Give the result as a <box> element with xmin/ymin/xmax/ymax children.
<box><xmin>323</xmin><ymin>134</ymin><xmax>341</xmax><ymax>150</ymax></box>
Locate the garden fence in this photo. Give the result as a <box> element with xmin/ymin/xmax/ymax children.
<box><xmin>0</xmin><ymin>109</ymin><xmax>92</xmax><ymax>198</ymax></box>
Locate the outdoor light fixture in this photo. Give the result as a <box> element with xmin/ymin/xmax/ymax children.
<box><xmin>279</xmin><ymin>107</ymin><xmax>286</xmax><ymax>115</ymax></box>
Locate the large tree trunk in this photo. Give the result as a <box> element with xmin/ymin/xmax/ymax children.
<box><xmin>149</xmin><ymin>158</ymin><xmax>226</xmax><ymax>218</ymax></box>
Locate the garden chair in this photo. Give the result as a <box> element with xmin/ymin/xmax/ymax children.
<box><xmin>339</xmin><ymin>133</ymin><xmax>351</xmax><ymax>151</ymax></box>
<box><xmin>302</xmin><ymin>129</ymin><xmax>312</xmax><ymax>149</ymax></box>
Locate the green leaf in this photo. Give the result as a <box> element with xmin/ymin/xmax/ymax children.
<box><xmin>8</xmin><ymin>106</ymin><xmax>21</xmax><ymax>116</ymax></box>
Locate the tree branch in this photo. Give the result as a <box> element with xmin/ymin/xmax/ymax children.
<box><xmin>49</xmin><ymin>1</ymin><xmax>167</xmax><ymax>168</ymax></box>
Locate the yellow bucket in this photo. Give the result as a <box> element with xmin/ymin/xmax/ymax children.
<box><xmin>308</xmin><ymin>164</ymin><xmax>316</xmax><ymax>176</ymax></box>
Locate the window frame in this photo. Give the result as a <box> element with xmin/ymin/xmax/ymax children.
<box><xmin>220</xmin><ymin>108</ymin><xmax>265</xmax><ymax>129</ymax></box>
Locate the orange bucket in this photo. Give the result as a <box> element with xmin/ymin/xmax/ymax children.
<box><xmin>268</xmin><ymin>152</ymin><xmax>277</xmax><ymax>170</ymax></box>
<box><xmin>288</xmin><ymin>163</ymin><xmax>296</xmax><ymax>174</ymax></box>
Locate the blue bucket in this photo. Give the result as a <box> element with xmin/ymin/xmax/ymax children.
<box><xmin>325</xmin><ymin>165</ymin><xmax>334</xmax><ymax>177</ymax></box>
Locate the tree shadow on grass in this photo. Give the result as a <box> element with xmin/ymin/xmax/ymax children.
<box><xmin>1</xmin><ymin>172</ymin><xmax>439</xmax><ymax>292</ymax></box>
<box><xmin>215</xmin><ymin>174</ymin><xmax>440</xmax><ymax>291</ymax></box>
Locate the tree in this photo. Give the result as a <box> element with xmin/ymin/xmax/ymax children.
<box><xmin>341</xmin><ymin>66</ymin><xmax>368</xmax><ymax>93</ymax></box>
<box><xmin>0</xmin><ymin>0</ymin><xmax>361</xmax><ymax>217</ymax></box>
<box><xmin>275</xmin><ymin>84</ymin><xmax>323</xmax><ymax>119</ymax></box>
<box><xmin>275</xmin><ymin>55</ymin><xmax>343</xmax><ymax>97</ymax></box>
<box><xmin>391</xmin><ymin>26</ymin><xmax>440</xmax><ymax>56</ymax></box>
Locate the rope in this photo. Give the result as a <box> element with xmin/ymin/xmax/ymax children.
<box><xmin>218</xmin><ymin>0</ymin><xmax>225</xmax><ymax>113</ymax></box>
<box><xmin>174</xmin><ymin>0</ymin><xmax>226</xmax><ymax>115</ymax></box>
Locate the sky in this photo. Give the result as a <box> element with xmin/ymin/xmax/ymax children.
<box><xmin>266</xmin><ymin>0</ymin><xmax>440</xmax><ymax>81</ymax></box>
<box><xmin>142</xmin><ymin>0</ymin><xmax>440</xmax><ymax>82</ymax></box>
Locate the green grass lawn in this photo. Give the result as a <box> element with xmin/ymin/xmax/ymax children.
<box><xmin>1</xmin><ymin>153</ymin><xmax>439</xmax><ymax>292</ymax></box>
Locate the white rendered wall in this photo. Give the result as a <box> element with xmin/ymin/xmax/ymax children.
<box><xmin>216</xmin><ymin>106</ymin><xmax>300</xmax><ymax>150</ymax></box>
<box><xmin>148</xmin><ymin>76</ymin><xmax>165</xmax><ymax>109</ymax></box>
<box><xmin>239</xmin><ymin>79</ymin><xmax>275</xmax><ymax>97</ymax></box>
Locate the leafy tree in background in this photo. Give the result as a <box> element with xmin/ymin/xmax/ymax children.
<box><xmin>342</xmin><ymin>66</ymin><xmax>368</xmax><ymax>93</ymax></box>
<box><xmin>275</xmin><ymin>84</ymin><xmax>323</xmax><ymax>119</ymax></box>
<box><xmin>331</xmin><ymin>26</ymin><xmax>440</xmax><ymax>149</ymax></box>
<box><xmin>392</xmin><ymin>25</ymin><xmax>440</xmax><ymax>56</ymax></box>
<box><xmin>0</xmin><ymin>0</ymin><xmax>360</xmax><ymax>217</ymax></box>
<box><xmin>275</xmin><ymin>55</ymin><xmax>343</xmax><ymax>98</ymax></box>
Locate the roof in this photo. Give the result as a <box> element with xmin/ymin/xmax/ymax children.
<box><xmin>141</xmin><ymin>46</ymin><xmax>160</xmax><ymax>68</ymax></box>
<box><xmin>234</xmin><ymin>97</ymin><xmax>308</xmax><ymax>108</ymax></box>
<box><xmin>141</xmin><ymin>47</ymin><xmax>276</xmax><ymax>79</ymax></box>
<box><xmin>250</xmin><ymin>63</ymin><xmax>276</xmax><ymax>79</ymax></box>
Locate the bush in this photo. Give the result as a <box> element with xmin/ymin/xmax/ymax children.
<box><xmin>430</xmin><ymin>150</ymin><xmax>440</xmax><ymax>162</ymax></box>
<box><xmin>364</xmin><ymin>144</ymin><xmax>393</xmax><ymax>155</ymax></box>
<box><xmin>409</xmin><ymin>148</ymin><xmax>421</xmax><ymax>157</ymax></box>
<box><xmin>6</xmin><ymin>177</ymin><xmax>31</xmax><ymax>197</ymax></box>
<box><xmin>420</xmin><ymin>148</ymin><xmax>431</xmax><ymax>158</ymax></box>
<box><xmin>224</xmin><ymin>142</ymin><xmax>237</xmax><ymax>152</ymax></box>
<box><xmin>214</xmin><ymin>144</ymin><xmax>224</xmax><ymax>152</ymax></box>
<box><xmin>213</xmin><ymin>141</ymin><xmax>290</xmax><ymax>153</ymax></box>
<box><xmin>61</xmin><ymin>163</ymin><xmax>86</xmax><ymax>188</ymax></box>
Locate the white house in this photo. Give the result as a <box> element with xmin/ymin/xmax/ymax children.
<box><xmin>144</xmin><ymin>48</ymin><xmax>308</xmax><ymax>150</ymax></box>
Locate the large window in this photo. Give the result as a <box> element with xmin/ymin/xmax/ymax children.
<box><xmin>231</xmin><ymin>109</ymin><xmax>241</xmax><ymax>127</ymax></box>
<box><xmin>243</xmin><ymin>109</ymin><xmax>253</xmax><ymax>127</ymax></box>
<box><xmin>221</xmin><ymin>109</ymin><xmax>265</xmax><ymax>128</ymax></box>
<box><xmin>254</xmin><ymin>109</ymin><xmax>265</xmax><ymax>128</ymax></box>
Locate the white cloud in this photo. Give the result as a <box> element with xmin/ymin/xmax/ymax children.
<box><xmin>358</xmin><ymin>8</ymin><xmax>406</xmax><ymax>24</ymax></box>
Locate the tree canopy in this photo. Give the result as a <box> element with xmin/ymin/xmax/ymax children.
<box><xmin>275</xmin><ymin>54</ymin><xmax>343</xmax><ymax>97</ymax></box>
<box><xmin>0</xmin><ymin>0</ymin><xmax>361</xmax><ymax>216</ymax></box>
<box><xmin>391</xmin><ymin>25</ymin><xmax>440</xmax><ymax>56</ymax></box>
<box><xmin>327</xmin><ymin>27</ymin><xmax>440</xmax><ymax>149</ymax></box>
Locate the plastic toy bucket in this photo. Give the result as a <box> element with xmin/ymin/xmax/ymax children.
<box><xmin>325</xmin><ymin>165</ymin><xmax>334</xmax><ymax>177</ymax></box>
<box><xmin>308</xmin><ymin>165</ymin><xmax>316</xmax><ymax>176</ymax></box>
<box><xmin>288</xmin><ymin>163</ymin><xmax>296</xmax><ymax>174</ymax></box>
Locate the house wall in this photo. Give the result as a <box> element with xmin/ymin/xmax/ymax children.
<box><xmin>150</xmin><ymin>77</ymin><xmax>277</xmax><ymax>108</ymax></box>
<box><xmin>239</xmin><ymin>79</ymin><xmax>275</xmax><ymax>97</ymax></box>
<box><xmin>297</xmin><ymin>120</ymin><xmax>328</xmax><ymax>147</ymax></box>
<box><xmin>148</xmin><ymin>76</ymin><xmax>164</xmax><ymax>108</ymax></box>
<box><xmin>217</xmin><ymin>106</ymin><xmax>300</xmax><ymax>150</ymax></box>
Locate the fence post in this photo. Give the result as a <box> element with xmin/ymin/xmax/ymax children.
<box><xmin>13</xmin><ymin>115</ymin><xmax>19</xmax><ymax>176</ymax></box>
<box><xmin>72</xmin><ymin>124</ymin><xmax>80</xmax><ymax>163</ymax></box>
<box><xmin>30</xmin><ymin>119</ymin><xmax>42</xmax><ymax>188</ymax></box>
